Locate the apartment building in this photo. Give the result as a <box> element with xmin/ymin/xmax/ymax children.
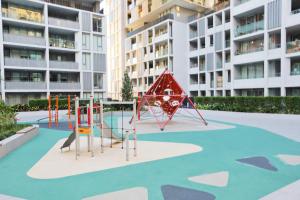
<box><xmin>188</xmin><ymin>0</ymin><xmax>300</xmax><ymax>97</ymax></box>
<box><xmin>0</xmin><ymin>0</ymin><xmax>106</xmax><ymax>105</ymax></box>
<box><xmin>105</xmin><ymin>0</ymin><xmax>126</xmax><ymax>100</ymax></box>
<box><xmin>124</xmin><ymin>0</ymin><xmax>210</xmax><ymax>97</ymax></box>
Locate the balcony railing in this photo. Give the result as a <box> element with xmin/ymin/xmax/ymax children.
<box><xmin>190</xmin><ymin>80</ymin><xmax>198</xmax><ymax>85</ymax></box>
<box><xmin>3</xmin><ymin>33</ymin><xmax>46</xmax><ymax>46</ymax></box>
<box><xmin>49</xmin><ymin>38</ymin><xmax>75</xmax><ymax>49</ymax></box>
<box><xmin>291</xmin><ymin>63</ymin><xmax>300</xmax><ymax>76</ymax></box>
<box><xmin>287</xmin><ymin>40</ymin><xmax>300</xmax><ymax>54</ymax></box>
<box><xmin>291</xmin><ymin>8</ymin><xmax>300</xmax><ymax>15</ymax></box>
<box><xmin>190</xmin><ymin>63</ymin><xmax>198</xmax><ymax>68</ymax></box>
<box><xmin>127</xmin><ymin>14</ymin><xmax>174</xmax><ymax>37</ymax></box>
<box><xmin>236</xmin><ymin>0</ymin><xmax>250</xmax><ymax>6</ymax></box>
<box><xmin>235</xmin><ymin>20</ymin><xmax>264</xmax><ymax>37</ymax></box>
<box><xmin>199</xmin><ymin>64</ymin><xmax>205</xmax><ymax>71</ymax></box>
<box><xmin>189</xmin><ymin>31</ymin><xmax>198</xmax><ymax>39</ymax></box>
<box><xmin>4</xmin><ymin>57</ymin><xmax>47</xmax><ymax>68</ymax></box>
<box><xmin>155</xmin><ymin>49</ymin><xmax>168</xmax><ymax>58</ymax></box>
<box><xmin>5</xmin><ymin>81</ymin><xmax>46</xmax><ymax>90</ymax></box>
<box><xmin>49</xmin><ymin>82</ymin><xmax>81</xmax><ymax>90</ymax></box>
<box><xmin>235</xmin><ymin>74</ymin><xmax>264</xmax><ymax>80</ymax></box>
<box><xmin>48</xmin><ymin>17</ymin><xmax>79</xmax><ymax>29</ymax></box>
<box><xmin>269</xmin><ymin>72</ymin><xmax>281</xmax><ymax>78</ymax></box>
<box><xmin>216</xmin><ymin>62</ymin><xmax>223</xmax><ymax>69</ymax></box>
<box><xmin>49</xmin><ymin>60</ymin><xmax>79</xmax><ymax>70</ymax></box>
<box><xmin>1</xmin><ymin>8</ymin><xmax>44</xmax><ymax>23</ymax></box>
<box><xmin>225</xmin><ymin>39</ymin><xmax>230</xmax><ymax>48</ymax></box>
<box><xmin>236</xmin><ymin>46</ymin><xmax>264</xmax><ymax>55</ymax></box>
<box><xmin>269</xmin><ymin>42</ymin><xmax>281</xmax><ymax>49</ymax></box>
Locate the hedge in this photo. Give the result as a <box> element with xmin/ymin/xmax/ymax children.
<box><xmin>12</xmin><ymin>97</ymin><xmax>300</xmax><ymax>114</ymax></box>
<box><xmin>28</xmin><ymin>99</ymin><xmax>70</xmax><ymax>110</ymax></box>
<box><xmin>195</xmin><ymin>97</ymin><xmax>300</xmax><ymax>114</ymax></box>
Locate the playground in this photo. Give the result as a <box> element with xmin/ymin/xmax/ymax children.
<box><xmin>1</xmin><ymin>70</ymin><xmax>300</xmax><ymax>200</ymax></box>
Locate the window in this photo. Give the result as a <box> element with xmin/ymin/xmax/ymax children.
<box><xmin>93</xmin><ymin>35</ymin><xmax>103</xmax><ymax>51</ymax></box>
<box><xmin>209</xmin><ymin>35</ymin><xmax>214</xmax><ymax>46</ymax></box>
<box><xmin>82</xmin><ymin>33</ymin><xmax>90</xmax><ymax>50</ymax></box>
<box><xmin>94</xmin><ymin>73</ymin><xmax>103</xmax><ymax>89</ymax></box>
<box><xmin>82</xmin><ymin>53</ymin><xmax>91</xmax><ymax>70</ymax></box>
<box><xmin>93</xmin><ymin>18</ymin><xmax>102</xmax><ymax>32</ymax></box>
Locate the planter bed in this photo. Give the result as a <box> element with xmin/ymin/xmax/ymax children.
<box><xmin>0</xmin><ymin>125</ymin><xmax>39</xmax><ymax>159</ymax></box>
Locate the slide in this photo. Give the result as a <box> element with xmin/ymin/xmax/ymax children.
<box><xmin>60</xmin><ymin>131</ymin><xmax>76</xmax><ymax>151</ymax></box>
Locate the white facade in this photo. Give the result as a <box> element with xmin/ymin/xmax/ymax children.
<box><xmin>188</xmin><ymin>0</ymin><xmax>300</xmax><ymax>97</ymax></box>
<box><xmin>124</xmin><ymin>1</ymin><xmax>206</xmax><ymax>96</ymax></box>
<box><xmin>0</xmin><ymin>0</ymin><xmax>107</xmax><ymax>104</ymax></box>
<box><xmin>105</xmin><ymin>0</ymin><xmax>126</xmax><ymax>100</ymax></box>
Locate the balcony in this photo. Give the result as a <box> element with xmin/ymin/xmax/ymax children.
<box><xmin>4</xmin><ymin>57</ymin><xmax>46</xmax><ymax>68</ymax></box>
<box><xmin>48</xmin><ymin>17</ymin><xmax>79</xmax><ymax>29</ymax></box>
<box><xmin>5</xmin><ymin>81</ymin><xmax>46</xmax><ymax>90</ymax></box>
<box><xmin>214</xmin><ymin>0</ymin><xmax>230</xmax><ymax>11</ymax></box>
<box><xmin>287</xmin><ymin>40</ymin><xmax>300</xmax><ymax>54</ymax></box>
<box><xmin>216</xmin><ymin>62</ymin><xmax>223</xmax><ymax>69</ymax></box>
<box><xmin>235</xmin><ymin>20</ymin><xmax>264</xmax><ymax>37</ymax></box>
<box><xmin>49</xmin><ymin>38</ymin><xmax>75</xmax><ymax>49</ymax></box>
<box><xmin>49</xmin><ymin>60</ymin><xmax>79</xmax><ymax>70</ymax></box>
<box><xmin>3</xmin><ymin>33</ymin><xmax>46</xmax><ymax>46</ymax></box>
<box><xmin>155</xmin><ymin>49</ymin><xmax>168</xmax><ymax>58</ymax></box>
<box><xmin>49</xmin><ymin>82</ymin><xmax>81</xmax><ymax>90</ymax></box>
<box><xmin>236</xmin><ymin>46</ymin><xmax>264</xmax><ymax>55</ymax></box>
<box><xmin>1</xmin><ymin>8</ymin><xmax>44</xmax><ymax>24</ymax></box>
<box><xmin>291</xmin><ymin>8</ymin><xmax>300</xmax><ymax>15</ymax></box>
<box><xmin>291</xmin><ymin>63</ymin><xmax>300</xmax><ymax>76</ymax></box>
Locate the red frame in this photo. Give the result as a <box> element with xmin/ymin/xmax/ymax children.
<box><xmin>136</xmin><ymin>69</ymin><xmax>207</xmax><ymax>130</ymax></box>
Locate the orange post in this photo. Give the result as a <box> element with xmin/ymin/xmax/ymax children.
<box><xmin>55</xmin><ymin>95</ymin><xmax>59</xmax><ymax>127</ymax></box>
<box><xmin>67</xmin><ymin>95</ymin><xmax>71</xmax><ymax>119</ymax></box>
<box><xmin>48</xmin><ymin>95</ymin><xmax>52</xmax><ymax>128</ymax></box>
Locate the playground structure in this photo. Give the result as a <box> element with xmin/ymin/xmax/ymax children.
<box><xmin>47</xmin><ymin>95</ymin><xmax>71</xmax><ymax>128</ymax></box>
<box><xmin>74</xmin><ymin>96</ymin><xmax>96</xmax><ymax>159</ymax></box>
<box><xmin>59</xmin><ymin>96</ymin><xmax>137</xmax><ymax>161</ymax></box>
<box><xmin>136</xmin><ymin>69</ymin><xmax>207</xmax><ymax>131</ymax></box>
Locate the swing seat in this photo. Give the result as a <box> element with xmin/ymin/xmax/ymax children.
<box><xmin>78</xmin><ymin>127</ymin><xmax>91</xmax><ymax>134</ymax></box>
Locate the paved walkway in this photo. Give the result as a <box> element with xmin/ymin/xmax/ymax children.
<box><xmin>201</xmin><ymin>110</ymin><xmax>300</xmax><ymax>142</ymax></box>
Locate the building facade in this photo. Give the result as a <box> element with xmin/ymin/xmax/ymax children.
<box><xmin>105</xmin><ymin>0</ymin><xmax>126</xmax><ymax>100</ymax></box>
<box><xmin>0</xmin><ymin>0</ymin><xmax>107</xmax><ymax>105</ymax></box>
<box><xmin>120</xmin><ymin>0</ymin><xmax>300</xmax><ymax>98</ymax></box>
<box><xmin>188</xmin><ymin>0</ymin><xmax>300</xmax><ymax>97</ymax></box>
<box><xmin>124</xmin><ymin>0</ymin><xmax>209</xmax><ymax>97</ymax></box>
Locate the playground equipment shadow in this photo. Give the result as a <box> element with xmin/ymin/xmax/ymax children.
<box><xmin>0</xmin><ymin>121</ymin><xmax>300</xmax><ymax>200</ymax></box>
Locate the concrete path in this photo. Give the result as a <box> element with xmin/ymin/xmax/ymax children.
<box><xmin>16</xmin><ymin>110</ymin><xmax>68</xmax><ymax>123</ymax></box>
<box><xmin>201</xmin><ymin>110</ymin><xmax>300</xmax><ymax>142</ymax></box>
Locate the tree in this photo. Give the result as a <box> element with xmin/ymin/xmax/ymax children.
<box><xmin>121</xmin><ymin>71</ymin><xmax>133</xmax><ymax>101</ymax></box>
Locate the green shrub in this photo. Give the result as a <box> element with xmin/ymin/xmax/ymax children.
<box><xmin>0</xmin><ymin>100</ymin><xmax>27</xmax><ymax>140</ymax></box>
<box><xmin>195</xmin><ymin>96</ymin><xmax>300</xmax><ymax>114</ymax></box>
<box><xmin>29</xmin><ymin>99</ymin><xmax>69</xmax><ymax>110</ymax></box>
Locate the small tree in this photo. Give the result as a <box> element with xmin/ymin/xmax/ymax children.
<box><xmin>121</xmin><ymin>71</ymin><xmax>133</xmax><ymax>101</ymax></box>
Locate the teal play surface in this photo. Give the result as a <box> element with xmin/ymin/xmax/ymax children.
<box><xmin>0</xmin><ymin>121</ymin><xmax>300</xmax><ymax>200</ymax></box>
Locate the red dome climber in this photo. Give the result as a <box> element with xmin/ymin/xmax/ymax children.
<box><xmin>136</xmin><ymin>69</ymin><xmax>207</xmax><ymax>131</ymax></box>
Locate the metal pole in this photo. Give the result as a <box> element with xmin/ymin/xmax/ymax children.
<box><xmin>55</xmin><ymin>95</ymin><xmax>59</xmax><ymax>127</ymax></box>
<box><xmin>133</xmin><ymin>99</ymin><xmax>137</xmax><ymax>157</ymax></box>
<box><xmin>126</xmin><ymin>130</ymin><xmax>129</xmax><ymax>161</ymax></box>
<box><xmin>68</xmin><ymin>95</ymin><xmax>71</xmax><ymax>119</ymax></box>
<box><xmin>48</xmin><ymin>95</ymin><xmax>51</xmax><ymax>128</ymax></box>
<box><xmin>100</xmin><ymin>100</ymin><xmax>104</xmax><ymax>153</ymax></box>
<box><xmin>90</xmin><ymin>96</ymin><xmax>94</xmax><ymax>157</ymax></box>
<box><xmin>87</xmin><ymin>104</ymin><xmax>90</xmax><ymax>152</ymax></box>
<box><xmin>75</xmin><ymin>97</ymin><xmax>79</xmax><ymax>159</ymax></box>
